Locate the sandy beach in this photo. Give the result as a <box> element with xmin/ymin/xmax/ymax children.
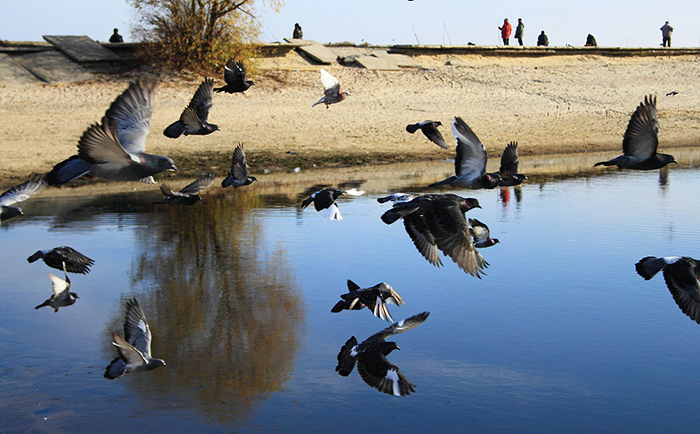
<box><xmin>1</xmin><ymin>51</ymin><xmax>699</xmax><ymax>189</ymax></box>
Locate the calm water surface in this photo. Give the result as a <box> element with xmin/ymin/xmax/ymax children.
<box><xmin>2</xmin><ymin>166</ymin><xmax>700</xmax><ymax>433</ymax></box>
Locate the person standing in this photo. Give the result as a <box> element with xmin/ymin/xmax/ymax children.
<box><xmin>514</xmin><ymin>18</ymin><xmax>524</xmax><ymax>46</ymax></box>
<box><xmin>660</xmin><ymin>21</ymin><xmax>673</xmax><ymax>47</ymax></box>
<box><xmin>499</xmin><ymin>18</ymin><xmax>512</xmax><ymax>45</ymax></box>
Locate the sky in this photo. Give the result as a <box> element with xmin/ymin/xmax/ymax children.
<box><xmin>2</xmin><ymin>1</ymin><xmax>699</xmax><ymax>48</ymax></box>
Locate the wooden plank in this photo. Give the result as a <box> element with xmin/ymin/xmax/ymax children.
<box><xmin>296</xmin><ymin>43</ymin><xmax>338</xmax><ymax>64</ymax></box>
<box><xmin>43</xmin><ymin>35</ymin><xmax>122</xmax><ymax>62</ymax></box>
<box><xmin>13</xmin><ymin>51</ymin><xmax>95</xmax><ymax>85</ymax></box>
<box><xmin>0</xmin><ymin>53</ymin><xmax>43</xmax><ymax>88</ymax></box>
<box><xmin>354</xmin><ymin>55</ymin><xmax>400</xmax><ymax>71</ymax></box>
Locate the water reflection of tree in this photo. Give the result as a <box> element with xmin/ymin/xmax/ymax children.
<box><xmin>126</xmin><ymin>189</ymin><xmax>304</xmax><ymax>425</ymax></box>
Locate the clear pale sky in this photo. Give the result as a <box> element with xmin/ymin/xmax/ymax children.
<box><xmin>2</xmin><ymin>1</ymin><xmax>699</xmax><ymax>48</ymax></box>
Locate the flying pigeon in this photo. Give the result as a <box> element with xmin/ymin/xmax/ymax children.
<box><xmin>27</xmin><ymin>246</ymin><xmax>94</xmax><ymax>274</ymax></box>
<box><xmin>405</xmin><ymin>121</ymin><xmax>449</xmax><ymax>149</ymax></box>
<box><xmin>301</xmin><ymin>187</ymin><xmax>364</xmax><ymax>220</ymax></box>
<box><xmin>331</xmin><ymin>280</ymin><xmax>405</xmax><ymax>322</ymax></box>
<box><xmin>34</xmin><ymin>263</ymin><xmax>78</xmax><ymax>312</ymax></box>
<box><xmin>468</xmin><ymin>218</ymin><xmax>500</xmax><ymax>248</ymax></box>
<box><xmin>312</xmin><ymin>69</ymin><xmax>348</xmax><ymax>108</ymax></box>
<box><xmin>163</xmin><ymin>78</ymin><xmax>220</xmax><ymax>138</ymax></box>
<box><xmin>154</xmin><ymin>173</ymin><xmax>216</xmax><ymax>206</ymax></box>
<box><xmin>0</xmin><ymin>176</ymin><xmax>46</xmax><ymax>223</ymax></box>
<box><xmin>336</xmin><ymin>311</ymin><xmax>429</xmax><ymax>396</ymax></box>
<box><xmin>635</xmin><ymin>256</ymin><xmax>700</xmax><ymax>324</ymax></box>
<box><xmin>377</xmin><ymin>193</ymin><xmax>415</xmax><ymax>204</ymax></box>
<box><xmin>594</xmin><ymin>95</ymin><xmax>676</xmax><ymax>170</ymax></box>
<box><xmin>429</xmin><ymin>117</ymin><xmax>502</xmax><ymax>189</ymax></box>
<box><xmin>104</xmin><ymin>298</ymin><xmax>166</xmax><ymax>380</ymax></box>
<box><xmin>221</xmin><ymin>145</ymin><xmax>257</xmax><ymax>188</ymax></box>
<box><xmin>46</xmin><ymin>79</ymin><xmax>177</xmax><ymax>185</ymax></box>
<box><xmin>214</xmin><ymin>59</ymin><xmax>254</xmax><ymax>94</ymax></box>
<box><xmin>496</xmin><ymin>142</ymin><xmax>527</xmax><ymax>186</ymax></box>
<box><xmin>381</xmin><ymin>194</ymin><xmax>488</xmax><ymax>277</ymax></box>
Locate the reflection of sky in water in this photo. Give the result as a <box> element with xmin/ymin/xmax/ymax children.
<box><xmin>2</xmin><ymin>167</ymin><xmax>700</xmax><ymax>432</ymax></box>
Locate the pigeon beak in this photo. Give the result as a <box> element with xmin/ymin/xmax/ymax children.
<box><xmin>170</xmin><ymin>166</ymin><xmax>178</xmax><ymax>172</ymax></box>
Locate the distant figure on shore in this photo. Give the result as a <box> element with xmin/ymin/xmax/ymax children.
<box><xmin>109</xmin><ymin>28</ymin><xmax>123</xmax><ymax>43</ymax></box>
<box><xmin>514</xmin><ymin>18</ymin><xmax>524</xmax><ymax>46</ymax></box>
<box><xmin>660</xmin><ymin>21</ymin><xmax>673</xmax><ymax>47</ymax></box>
<box><xmin>537</xmin><ymin>31</ymin><xmax>549</xmax><ymax>47</ymax></box>
<box><xmin>293</xmin><ymin>23</ymin><xmax>303</xmax><ymax>39</ymax></box>
<box><xmin>499</xmin><ymin>18</ymin><xmax>512</xmax><ymax>45</ymax></box>
<box><xmin>585</xmin><ymin>34</ymin><xmax>597</xmax><ymax>47</ymax></box>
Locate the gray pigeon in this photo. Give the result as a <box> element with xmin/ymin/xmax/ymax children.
<box><xmin>221</xmin><ymin>145</ymin><xmax>257</xmax><ymax>188</ymax></box>
<box><xmin>405</xmin><ymin>121</ymin><xmax>449</xmax><ymax>149</ymax></box>
<box><xmin>163</xmin><ymin>78</ymin><xmax>219</xmax><ymax>138</ymax></box>
<box><xmin>154</xmin><ymin>173</ymin><xmax>216</xmax><ymax>206</ymax></box>
<box><xmin>46</xmin><ymin>79</ymin><xmax>177</xmax><ymax>185</ymax></box>
<box><xmin>104</xmin><ymin>298</ymin><xmax>166</xmax><ymax>380</ymax></box>
<box><xmin>468</xmin><ymin>218</ymin><xmax>500</xmax><ymax>248</ymax></box>
<box><xmin>636</xmin><ymin>256</ymin><xmax>700</xmax><ymax>324</ymax></box>
<box><xmin>331</xmin><ymin>280</ymin><xmax>405</xmax><ymax>322</ymax></box>
<box><xmin>312</xmin><ymin>69</ymin><xmax>348</xmax><ymax>108</ymax></box>
<box><xmin>35</xmin><ymin>263</ymin><xmax>78</xmax><ymax>312</ymax></box>
<box><xmin>377</xmin><ymin>193</ymin><xmax>414</xmax><ymax>204</ymax></box>
<box><xmin>595</xmin><ymin>95</ymin><xmax>676</xmax><ymax>170</ymax></box>
<box><xmin>336</xmin><ymin>311</ymin><xmax>429</xmax><ymax>396</ymax></box>
<box><xmin>27</xmin><ymin>246</ymin><xmax>94</xmax><ymax>274</ymax></box>
<box><xmin>429</xmin><ymin>117</ymin><xmax>502</xmax><ymax>189</ymax></box>
<box><xmin>0</xmin><ymin>176</ymin><xmax>46</xmax><ymax>223</ymax></box>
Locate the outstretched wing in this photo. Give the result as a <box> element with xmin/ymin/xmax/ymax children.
<box><xmin>365</xmin><ymin>311</ymin><xmax>430</xmax><ymax>342</ymax></box>
<box><xmin>105</xmin><ymin>78</ymin><xmax>157</xmax><ymax>154</ymax></box>
<box><xmin>188</xmin><ymin>78</ymin><xmax>214</xmax><ymax>123</ymax></box>
<box><xmin>622</xmin><ymin>95</ymin><xmax>659</xmax><ymax>158</ymax></box>
<box><xmin>179</xmin><ymin>173</ymin><xmax>216</xmax><ymax>195</ymax></box>
<box><xmin>499</xmin><ymin>141</ymin><xmax>519</xmax><ymax>175</ymax></box>
<box><xmin>0</xmin><ymin>176</ymin><xmax>46</xmax><ymax>207</ymax></box>
<box><xmin>663</xmin><ymin>257</ymin><xmax>700</xmax><ymax>324</ymax></box>
<box><xmin>320</xmin><ymin>68</ymin><xmax>339</xmax><ymax>90</ymax></box>
<box><xmin>452</xmin><ymin>117</ymin><xmax>488</xmax><ymax>178</ymax></box>
<box><xmin>123</xmin><ymin>298</ymin><xmax>153</xmax><ymax>358</ymax></box>
<box><xmin>229</xmin><ymin>145</ymin><xmax>249</xmax><ymax>181</ymax></box>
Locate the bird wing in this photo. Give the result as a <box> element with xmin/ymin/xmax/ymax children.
<box><xmin>366</xmin><ymin>311</ymin><xmax>430</xmax><ymax>342</ymax></box>
<box><xmin>159</xmin><ymin>183</ymin><xmax>180</xmax><ymax>197</ymax></box>
<box><xmin>663</xmin><ymin>257</ymin><xmax>700</xmax><ymax>324</ymax></box>
<box><xmin>468</xmin><ymin>218</ymin><xmax>491</xmax><ymax>244</ymax></box>
<box><xmin>112</xmin><ymin>332</ymin><xmax>148</xmax><ymax>367</ymax></box>
<box><xmin>179</xmin><ymin>173</ymin><xmax>216</xmax><ymax>195</ymax></box>
<box><xmin>78</xmin><ymin>117</ymin><xmax>138</xmax><ymax>165</ymax></box>
<box><xmin>229</xmin><ymin>145</ymin><xmax>249</xmax><ymax>181</ymax></box>
<box><xmin>46</xmin><ymin>271</ymin><xmax>69</xmax><ymax>296</ymax></box>
<box><xmin>499</xmin><ymin>142</ymin><xmax>519</xmax><ymax>175</ymax></box>
<box><xmin>320</xmin><ymin>68</ymin><xmax>339</xmax><ymax>90</ymax></box>
<box><xmin>403</xmin><ymin>213</ymin><xmax>443</xmax><ymax>267</ymax></box>
<box><xmin>188</xmin><ymin>78</ymin><xmax>214</xmax><ymax>123</ymax></box>
<box><xmin>0</xmin><ymin>176</ymin><xmax>46</xmax><ymax>207</ymax></box>
<box><xmin>123</xmin><ymin>298</ymin><xmax>153</xmax><ymax>357</ymax></box>
<box><xmin>622</xmin><ymin>95</ymin><xmax>659</xmax><ymax>158</ymax></box>
<box><xmin>104</xmin><ymin>79</ymin><xmax>157</xmax><ymax>154</ymax></box>
<box><xmin>223</xmin><ymin>59</ymin><xmax>245</xmax><ymax>86</ymax></box>
<box><xmin>452</xmin><ymin>117</ymin><xmax>487</xmax><ymax>178</ymax></box>
<box><xmin>49</xmin><ymin>247</ymin><xmax>94</xmax><ymax>274</ymax></box>
<box><xmin>376</xmin><ymin>282</ymin><xmax>405</xmax><ymax>306</ymax></box>
<box><xmin>357</xmin><ymin>359</ymin><xmax>415</xmax><ymax>396</ymax></box>
<box><xmin>422</xmin><ymin>122</ymin><xmax>449</xmax><ymax>149</ymax></box>
<box><xmin>178</xmin><ymin>106</ymin><xmax>202</xmax><ymax>130</ymax></box>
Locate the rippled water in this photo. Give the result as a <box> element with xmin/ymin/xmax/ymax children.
<box><xmin>2</xmin><ymin>166</ymin><xmax>700</xmax><ymax>433</ymax></box>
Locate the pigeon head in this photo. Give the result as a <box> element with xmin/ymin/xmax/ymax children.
<box><xmin>658</xmin><ymin>154</ymin><xmax>677</xmax><ymax>166</ymax></box>
<box><xmin>206</xmin><ymin>124</ymin><xmax>220</xmax><ymax>133</ymax></box>
<box><xmin>1</xmin><ymin>206</ymin><xmax>24</xmax><ymax>221</ymax></box>
<box><xmin>152</xmin><ymin>358</ymin><xmax>167</xmax><ymax>368</ymax></box>
<box><xmin>157</xmin><ymin>157</ymin><xmax>178</xmax><ymax>172</ymax></box>
<box><xmin>434</xmin><ymin>121</ymin><xmax>442</xmax><ymax>127</ymax></box>
<box><xmin>247</xmin><ymin>176</ymin><xmax>258</xmax><ymax>185</ymax></box>
<box><xmin>460</xmin><ymin>198</ymin><xmax>481</xmax><ymax>212</ymax></box>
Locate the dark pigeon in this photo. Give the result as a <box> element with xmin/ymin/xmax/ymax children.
<box><xmin>468</xmin><ymin>218</ymin><xmax>500</xmax><ymax>248</ymax></box>
<box><xmin>0</xmin><ymin>176</ymin><xmax>46</xmax><ymax>223</ymax></box>
<box><xmin>429</xmin><ymin>117</ymin><xmax>502</xmax><ymax>189</ymax></box>
<box><xmin>381</xmin><ymin>194</ymin><xmax>488</xmax><ymax>277</ymax></box>
<box><xmin>164</xmin><ymin>78</ymin><xmax>219</xmax><ymax>138</ymax></box>
<box><xmin>46</xmin><ymin>79</ymin><xmax>177</xmax><ymax>185</ymax></box>
<box><xmin>221</xmin><ymin>145</ymin><xmax>257</xmax><ymax>188</ymax></box>
<box><xmin>104</xmin><ymin>298</ymin><xmax>166</xmax><ymax>380</ymax></box>
<box><xmin>35</xmin><ymin>263</ymin><xmax>78</xmax><ymax>312</ymax></box>
<box><xmin>405</xmin><ymin>121</ymin><xmax>449</xmax><ymax>149</ymax></box>
<box><xmin>27</xmin><ymin>246</ymin><xmax>94</xmax><ymax>274</ymax></box>
<box><xmin>301</xmin><ymin>187</ymin><xmax>346</xmax><ymax>220</ymax></box>
<box><xmin>336</xmin><ymin>311</ymin><xmax>429</xmax><ymax>396</ymax></box>
<box><xmin>214</xmin><ymin>59</ymin><xmax>254</xmax><ymax>94</ymax></box>
<box><xmin>636</xmin><ymin>256</ymin><xmax>700</xmax><ymax>324</ymax></box>
<box><xmin>331</xmin><ymin>280</ymin><xmax>405</xmax><ymax>322</ymax></box>
<box><xmin>496</xmin><ymin>142</ymin><xmax>527</xmax><ymax>186</ymax></box>
<box><xmin>154</xmin><ymin>174</ymin><xmax>216</xmax><ymax>206</ymax></box>
<box><xmin>312</xmin><ymin>69</ymin><xmax>348</xmax><ymax>108</ymax></box>
<box><xmin>594</xmin><ymin>95</ymin><xmax>676</xmax><ymax>170</ymax></box>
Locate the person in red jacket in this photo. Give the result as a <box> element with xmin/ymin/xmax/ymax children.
<box><xmin>499</xmin><ymin>18</ymin><xmax>512</xmax><ymax>45</ymax></box>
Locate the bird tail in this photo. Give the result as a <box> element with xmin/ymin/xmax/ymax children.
<box><xmin>331</xmin><ymin>299</ymin><xmax>352</xmax><ymax>312</ymax></box>
<box><xmin>213</xmin><ymin>86</ymin><xmax>225</xmax><ymax>93</ymax></box>
<box><xmin>104</xmin><ymin>357</ymin><xmax>127</xmax><ymax>380</ymax></box>
<box><xmin>312</xmin><ymin>97</ymin><xmax>326</xmax><ymax>108</ymax></box>
<box><xmin>45</xmin><ymin>155</ymin><xmax>91</xmax><ymax>186</ymax></box>
<box><xmin>335</xmin><ymin>336</ymin><xmax>359</xmax><ymax>376</ymax></box>
<box><xmin>34</xmin><ymin>300</ymin><xmax>50</xmax><ymax>310</ymax></box>
<box><xmin>377</xmin><ymin>195</ymin><xmax>395</xmax><ymax>204</ymax></box>
<box><xmin>380</xmin><ymin>203</ymin><xmax>420</xmax><ymax>225</ymax></box>
<box><xmin>27</xmin><ymin>251</ymin><xmax>43</xmax><ymax>263</ymax></box>
<box><xmin>635</xmin><ymin>256</ymin><xmax>666</xmax><ymax>280</ymax></box>
<box><xmin>405</xmin><ymin>123</ymin><xmax>420</xmax><ymax>134</ymax></box>
<box><xmin>593</xmin><ymin>161</ymin><xmax>611</xmax><ymax>167</ymax></box>
<box><xmin>163</xmin><ymin>121</ymin><xmax>186</xmax><ymax>138</ymax></box>
<box><xmin>221</xmin><ymin>175</ymin><xmax>234</xmax><ymax>188</ymax></box>
<box><xmin>428</xmin><ymin>176</ymin><xmax>456</xmax><ymax>188</ymax></box>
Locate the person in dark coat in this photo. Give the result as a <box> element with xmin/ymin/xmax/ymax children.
<box><xmin>537</xmin><ymin>31</ymin><xmax>549</xmax><ymax>47</ymax></box>
<box><xmin>109</xmin><ymin>28</ymin><xmax>123</xmax><ymax>43</ymax></box>
<box><xmin>585</xmin><ymin>34</ymin><xmax>597</xmax><ymax>47</ymax></box>
<box><xmin>514</xmin><ymin>19</ymin><xmax>524</xmax><ymax>46</ymax></box>
<box><xmin>498</xmin><ymin>18</ymin><xmax>512</xmax><ymax>45</ymax></box>
<box><xmin>660</xmin><ymin>21</ymin><xmax>673</xmax><ymax>47</ymax></box>
<box><xmin>293</xmin><ymin>23</ymin><xmax>303</xmax><ymax>39</ymax></box>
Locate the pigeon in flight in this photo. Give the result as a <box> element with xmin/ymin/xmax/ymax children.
<box><xmin>377</xmin><ymin>193</ymin><xmax>414</xmax><ymax>204</ymax></box>
<box><xmin>496</xmin><ymin>142</ymin><xmax>527</xmax><ymax>186</ymax></box>
<box><xmin>381</xmin><ymin>194</ymin><xmax>488</xmax><ymax>277</ymax></box>
<box><xmin>154</xmin><ymin>173</ymin><xmax>216</xmax><ymax>206</ymax></box>
<box><xmin>27</xmin><ymin>246</ymin><xmax>94</xmax><ymax>274</ymax></box>
<box><xmin>46</xmin><ymin>79</ymin><xmax>177</xmax><ymax>185</ymax></box>
<box><xmin>164</xmin><ymin>78</ymin><xmax>219</xmax><ymax>138</ymax></box>
<box><xmin>429</xmin><ymin>117</ymin><xmax>502</xmax><ymax>189</ymax></box>
<box><xmin>301</xmin><ymin>187</ymin><xmax>364</xmax><ymax>220</ymax></box>
<box><xmin>104</xmin><ymin>298</ymin><xmax>166</xmax><ymax>380</ymax></box>
<box><xmin>35</xmin><ymin>263</ymin><xmax>78</xmax><ymax>312</ymax></box>
<box><xmin>312</xmin><ymin>69</ymin><xmax>348</xmax><ymax>108</ymax></box>
<box><xmin>468</xmin><ymin>218</ymin><xmax>500</xmax><ymax>248</ymax></box>
<box><xmin>336</xmin><ymin>311</ymin><xmax>429</xmax><ymax>396</ymax></box>
<box><xmin>0</xmin><ymin>176</ymin><xmax>46</xmax><ymax>223</ymax></box>
<box><xmin>214</xmin><ymin>59</ymin><xmax>254</xmax><ymax>94</ymax></box>
<box><xmin>636</xmin><ymin>256</ymin><xmax>700</xmax><ymax>324</ymax></box>
<box><xmin>405</xmin><ymin>121</ymin><xmax>449</xmax><ymax>149</ymax></box>
<box><xmin>221</xmin><ymin>145</ymin><xmax>257</xmax><ymax>188</ymax></box>
<box><xmin>594</xmin><ymin>95</ymin><xmax>676</xmax><ymax>170</ymax></box>
<box><xmin>331</xmin><ymin>280</ymin><xmax>405</xmax><ymax>322</ymax></box>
